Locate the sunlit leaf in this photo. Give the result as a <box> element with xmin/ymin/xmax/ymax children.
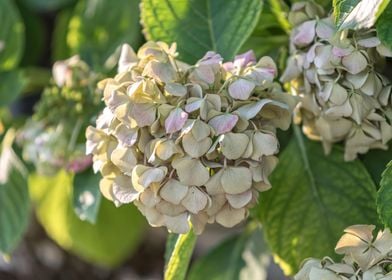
<box><xmin>141</xmin><ymin>0</ymin><xmax>262</xmax><ymax>63</ymax></box>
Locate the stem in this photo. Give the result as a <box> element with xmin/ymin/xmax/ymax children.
<box><xmin>164</xmin><ymin>227</ymin><xmax>197</xmax><ymax>280</ymax></box>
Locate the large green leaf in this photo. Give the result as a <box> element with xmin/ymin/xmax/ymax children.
<box><xmin>66</xmin><ymin>0</ymin><xmax>142</xmax><ymax>68</ymax></box>
<box><xmin>0</xmin><ymin>0</ymin><xmax>25</xmax><ymax>70</ymax></box>
<box><xmin>240</xmin><ymin>1</ymin><xmax>288</xmax><ymax>61</ymax></box>
<box><xmin>0</xmin><ymin>169</ymin><xmax>29</xmax><ymax>254</ymax></box>
<box><xmin>333</xmin><ymin>0</ymin><xmax>390</xmax><ymax>30</ymax></box>
<box><xmin>0</xmin><ymin>129</ymin><xmax>29</xmax><ymax>255</ymax></box>
<box><xmin>259</xmin><ymin>126</ymin><xmax>379</xmax><ymax>275</ymax></box>
<box><xmin>361</xmin><ymin>146</ymin><xmax>392</xmax><ymax>185</ymax></box>
<box><xmin>377</xmin><ymin>161</ymin><xmax>392</xmax><ymax>229</ymax></box>
<box><xmin>73</xmin><ymin>169</ymin><xmax>102</xmax><ymax>224</ymax></box>
<box><xmin>141</xmin><ymin>0</ymin><xmax>262</xmax><ymax>63</ymax></box>
<box><xmin>52</xmin><ymin>8</ymin><xmax>73</xmax><ymax>61</ymax></box>
<box><xmin>29</xmin><ymin>170</ymin><xmax>146</xmax><ymax>267</ymax></box>
<box><xmin>19</xmin><ymin>0</ymin><xmax>75</xmax><ymax>11</ymax></box>
<box><xmin>376</xmin><ymin>2</ymin><xmax>392</xmax><ymax>51</ymax></box>
<box><xmin>0</xmin><ymin>70</ymin><xmax>27</xmax><ymax>107</ymax></box>
<box><xmin>188</xmin><ymin>224</ymin><xmax>270</xmax><ymax>280</ymax></box>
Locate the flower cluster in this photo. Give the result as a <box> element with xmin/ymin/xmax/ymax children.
<box><xmin>281</xmin><ymin>2</ymin><xmax>392</xmax><ymax>161</ymax></box>
<box><xmin>295</xmin><ymin>225</ymin><xmax>392</xmax><ymax>280</ymax></box>
<box><xmin>20</xmin><ymin>56</ymin><xmax>102</xmax><ymax>176</ymax></box>
<box><xmin>86</xmin><ymin>41</ymin><xmax>297</xmax><ymax>234</ymax></box>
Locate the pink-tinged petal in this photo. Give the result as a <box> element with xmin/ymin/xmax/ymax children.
<box><xmin>208</xmin><ymin>114</ymin><xmax>239</xmax><ymax>135</ymax></box>
<box><xmin>165</xmin><ymin>108</ymin><xmax>189</xmax><ymax>134</ymax></box>
<box><xmin>198</xmin><ymin>51</ymin><xmax>223</xmax><ymax>65</ymax></box>
<box><xmin>228</xmin><ymin>79</ymin><xmax>255</xmax><ymax>100</ymax></box>
<box><xmin>292</xmin><ymin>20</ymin><xmax>316</xmax><ymax>47</ymax></box>
<box><xmin>130</xmin><ymin>103</ymin><xmax>156</xmax><ymax>127</ymax></box>
<box><xmin>332</xmin><ymin>46</ymin><xmax>353</xmax><ymax>57</ymax></box>
<box><xmin>357</xmin><ymin>37</ymin><xmax>381</xmax><ymax>48</ymax></box>
<box><xmin>315</xmin><ymin>18</ymin><xmax>335</xmax><ymax>39</ymax></box>
<box><xmin>185</xmin><ymin>99</ymin><xmax>203</xmax><ymax>113</ymax></box>
<box><xmin>233</xmin><ymin>50</ymin><xmax>256</xmax><ymax>68</ymax></box>
<box><xmin>222</xmin><ymin>62</ymin><xmax>234</xmax><ymax>72</ymax></box>
<box><xmin>118</xmin><ymin>44</ymin><xmax>138</xmax><ymax>73</ymax></box>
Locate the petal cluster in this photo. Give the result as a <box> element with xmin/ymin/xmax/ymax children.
<box><xmin>295</xmin><ymin>225</ymin><xmax>392</xmax><ymax>280</ymax></box>
<box><xmin>86</xmin><ymin>41</ymin><xmax>297</xmax><ymax>234</ymax></box>
<box><xmin>282</xmin><ymin>2</ymin><xmax>392</xmax><ymax>161</ymax></box>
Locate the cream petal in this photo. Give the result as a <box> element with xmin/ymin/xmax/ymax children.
<box><xmin>252</xmin><ymin>131</ymin><xmax>279</xmax><ymax>160</ymax></box>
<box><xmin>235</xmin><ymin>99</ymin><xmax>288</xmax><ymax>120</ymax></box>
<box><xmin>99</xmin><ymin>177</ymin><xmax>114</xmax><ymax>201</ymax></box>
<box><xmin>205</xmin><ymin>170</ymin><xmax>225</xmax><ymax>195</ymax></box>
<box><xmin>114</xmin><ymin>124</ymin><xmax>138</xmax><ymax>147</ymax></box>
<box><xmin>165</xmin><ymin>82</ymin><xmax>187</xmax><ymax>97</ymax></box>
<box><xmin>357</xmin><ymin>37</ymin><xmax>381</xmax><ymax>48</ymax></box>
<box><xmin>324</xmin><ymin>99</ymin><xmax>352</xmax><ymax>118</ymax></box>
<box><xmin>220</xmin><ymin>133</ymin><xmax>249</xmax><ymax>160</ymax></box>
<box><xmin>293</xmin><ymin>20</ymin><xmax>316</xmax><ymax>46</ymax></box>
<box><xmin>329</xmin><ymin>83</ymin><xmax>348</xmax><ymax>105</ymax></box>
<box><xmin>118</xmin><ymin>44</ymin><xmax>137</xmax><ymax>73</ymax></box>
<box><xmin>208</xmin><ymin>114</ymin><xmax>239</xmax><ymax>135</ymax></box>
<box><xmin>139</xmin><ymin>188</ymin><xmax>161</xmax><ymax>207</ymax></box>
<box><xmin>226</xmin><ymin>190</ymin><xmax>252</xmax><ymax>209</ymax></box>
<box><xmin>164</xmin><ymin>213</ymin><xmax>190</xmax><ymax>234</ymax></box>
<box><xmin>221</xmin><ymin>166</ymin><xmax>252</xmax><ymax>195</ymax></box>
<box><xmin>228</xmin><ymin>78</ymin><xmax>256</xmax><ymax>100</ymax></box>
<box><xmin>112</xmin><ymin>175</ymin><xmax>139</xmax><ymax>204</ymax></box>
<box><xmin>190</xmin><ymin>212</ymin><xmax>209</xmax><ymax>235</ymax></box>
<box><xmin>182</xmin><ymin>133</ymin><xmax>212</xmax><ymax>158</ymax></box>
<box><xmin>215</xmin><ymin>204</ymin><xmax>247</xmax><ymax>227</ymax></box>
<box><xmin>346</xmin><ymin>71</ymin><xmax>369</xmax><ymax>89</ymax></box>
<box><xmin>181</xmin><ymin>186</ymin><xmax>208</xmax><ymax>214</ymax></box>
<box><xmin>155</xmin><ymin>139</ymin><xmax>181</xmax><ymax>161</ymax></box>
<box><xmin>143</xmin><ymin>60</ymin><xmax>176</xmax><ymax>83</ymax></box>
<box><xmin>342</xmin><ymin>51</ymin><xmax>368</xmax><ymax>75</ymax></box>
<box><xmin>130</xmin><ymin>103</ymin><xmax>156</xmax><ymax>127</ymax></box>
<box><xmin>206</xmin><ymin>194</ymin><xmax>227</xmax><ymax>216</ymax></box>
<box><xmin>160</xmin><ymin>179</ymin><xmax>188</xmax><ymax>205</ymax></box>
<box><xmin>156</xmin><ymin>201</ymin><xmax>186</xmax><ymax>216</ymax></box>
<box><xmin>139</xmin><ymin>167</ymin><xmax>167</xmax><ymax>188</ymax></box>
<box><xmin>315</xmin><ymin>18</ymin><xmax>335</xmax><ymax>39</ymax></box>
<box><xmin>165</xmin><ymin>108</ymin><xmax>189</xmax><ymax>134</ymax></box>
<box><xmin>172</xmin><ymin>157</ymin><xmax>209</xmax><ymax>186</ymax></box>
<box><xmin>110</xmin><ymin>145</ymin><xmax>138</xmax><ymax>174</ymax></box>
<box><xmin>191</xmin><ymin>120</ymin><xmax>211</xmax><ymax>141</ymax></box>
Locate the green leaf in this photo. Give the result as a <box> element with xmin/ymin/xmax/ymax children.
<box><xmin>240</xmin><ymin>1</ymin><xmax>288</xmax><ymax>60</ymax></box>
<box><xmin>0</xmin><ymin>70</ymin><xmax>27</xmax><ymax>107</ymax></box>
<box><xmin>29</xmin><ymin>170</ymin><xmax>146</xmax><ymax>267</ymax></box>
<box><xmin>52</xmin><ymin>8</ymin><xmax>73</xmax><ymax>62</ymax></box>
<box><xmin>0</xmin><ymin>169</ymin><xmax>30</xmax><ymax>254</ymax></box>
<box><xmin>188</xmin><ymin>224</ymin><xmax>270</xmax><ymax>280</ymax></box>
<box><xmin>141</xmin><ymin>0</ymin><xmax>262</xmax><ymax>63</ymax></box>
<box><xmin>377</xmin><ymin>161</ymin><xmax>392</xmax><ymax>229</ymax></box>
<box><xmin>66</xmin><ymin>0</ymin><xmax>142</xmax><ymax>67</ymax></box>
<box><xmin>0</xmin><ymin>130</ymin><xmax>29</xmax><ymax>254</ymax></box>
<box><xmin>16</xmin><ymin>2</ymin><xmax>45</xmax><ymax>66</ymax></box>
<box><xmin>259</xmin><ymin>126</ymin><xmax>379</xmax><ymax>275</ymax></box>
<box><xmin>361</xmin><ymin>146</ymin><xmax>392</xmax><ymax>185</ymax></box>
<box><xmin>0</xmin><ymin>0</ymin><xmax>25</xmax><ymax>70</ymax></box>
<box><xmin>333</xmin><ymin>0</ymin><xmax>390</xmax><ymax>30</ymax></box>
<box><xmin>73</xmin><ymin>169</ymin><xmax>102</xmax><ymax>224</ymax></box>
<box><xmin>376</xmin><ymin>2</ymin><xmax>392</xmax><ymax>51</ymax></box>
<box><xmin>164</xmin><ymin>233</ymin><xmax>179</xmax><ymax>268</ymax></box>
<box><xmin>165</xmin><ymin>227</ymin><xmax>197</xmax><ymax>280</ymax></box>
<box><xmin>19</xmin><ymin>0</ymin><xmax>76</xmax><ymax>11</ymax></box>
